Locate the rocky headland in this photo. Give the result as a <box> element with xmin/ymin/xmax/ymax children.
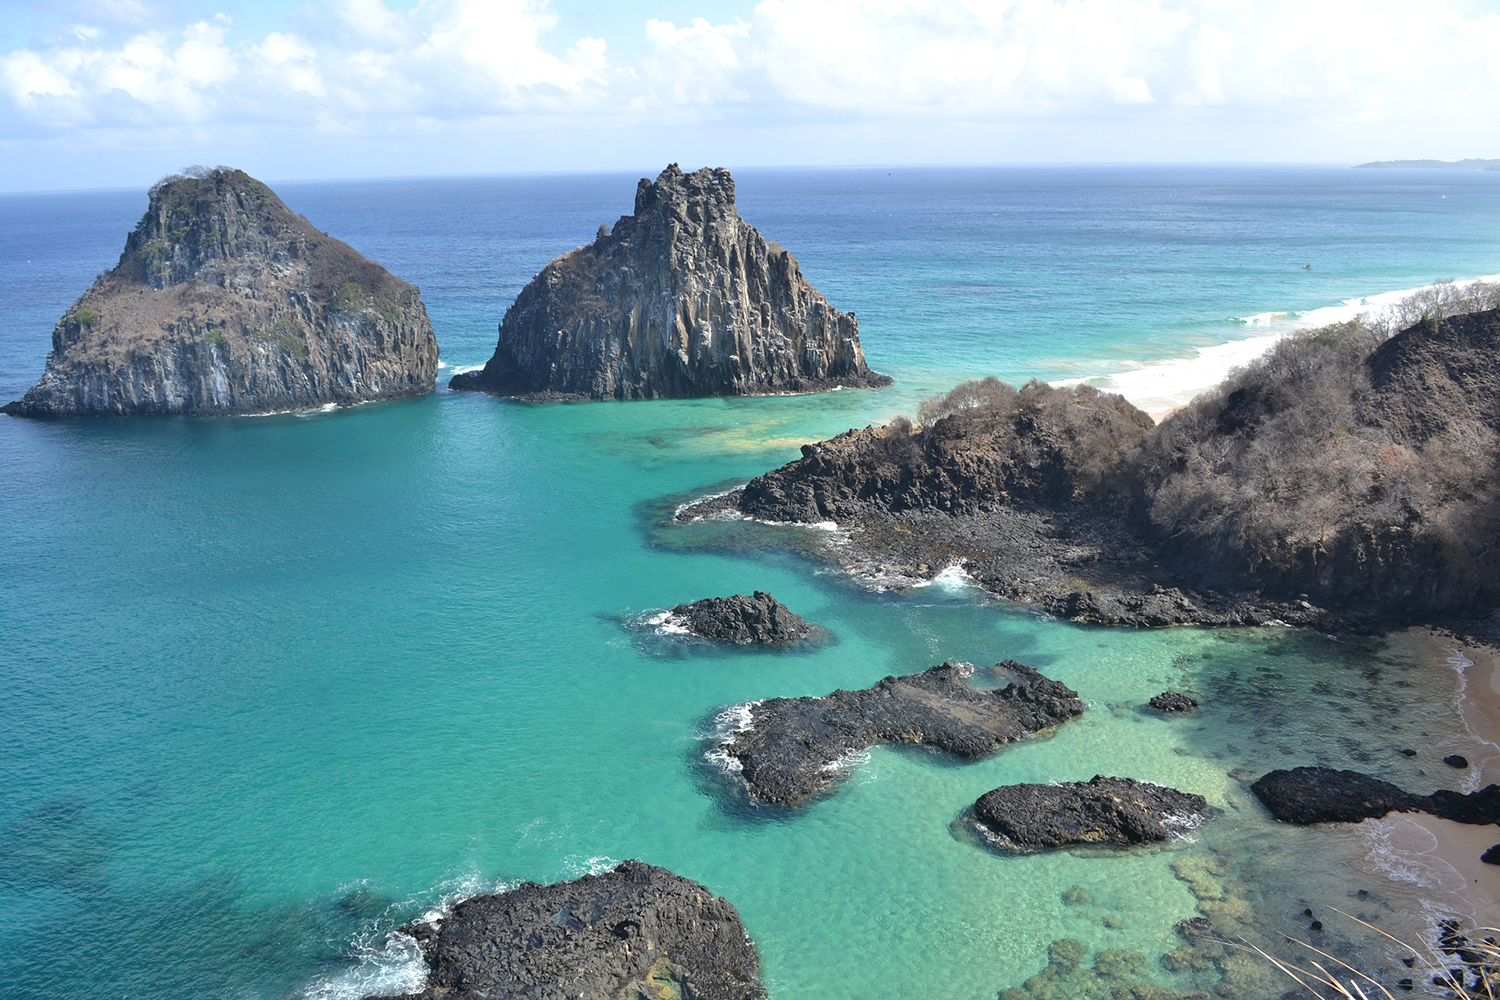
<box><xmin>713</xmin><ymin>660</ymin><xmax>1083</xmax><ymax>807</ymax></box>
<box><xmin>4</xmin><ymin>167</ymin><xmax>438</xmax><ymax>418</ymax></box>
<box><xmin>450</xmin><ymin>164</ymin><xmax>890</xmax><ymax>400</ymax></box>
<box><xmin>669</xmin><ymin>591</ymin><xmax>811</xmax><ymax>644</ymax></box>
<box><xmin>684</xmin><ymin>303</ymin><xmax>1500</xmax><ymax>629</ymax></box>
<box><xmin>971</xmin><ymin>776</ymin><xmax>1210</xmax><ymax>851</ymax></box>
<box><xmin>373</xmin><ymin>860</ymin><xmax>764</xmax><ymax>1000</ymax></box>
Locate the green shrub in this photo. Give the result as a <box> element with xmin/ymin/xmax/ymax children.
<box><xmin>330</xmin><ymin>282</ymin><xmax>364</xmax><ymax>314</ymax></box>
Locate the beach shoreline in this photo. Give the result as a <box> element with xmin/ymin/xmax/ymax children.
<box><xmin>1393</xmin><ymin>629</ymin><xmax>1500</xmax><ymax>929</ymax></box>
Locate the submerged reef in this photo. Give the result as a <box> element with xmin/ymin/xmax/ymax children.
<box><xmin>450</xmin><ymin>163</ymin><xmax>889</xmax><ymax>400</ymax></box>
<box><xmin>370</xmin><ymin>860</ymin><xmax>764</xmax><ymax>1000</ymax></box>
<box><xmin>713</xmin><ymin>660</ymin><xmax>1083</xmax><ymax>807</ymax></box>
<box><xmin>5</xmin><ymin>167</ymin><xmax>437</xmax><ymax>417</ymax></box>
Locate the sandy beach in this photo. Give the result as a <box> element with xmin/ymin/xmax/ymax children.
<box><xmin>1396</xmin><ymin>630</ymin><xmax>1500</xmax><ymax>928</ymax></box>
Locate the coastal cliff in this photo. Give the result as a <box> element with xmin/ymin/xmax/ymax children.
<box><xmin>4</xmin><ymin>167</ymin><xmax>438</xmax><ymax>417</ymax></box>
<box><xmin>450</xmin><ymin>164</ymin><xmax>890</xmax><ymax>400</ymax></box>
<box><xmin>694</xmin><ymin>303</ymin><xmax>1500</xmax><ymax>626</ymax></box>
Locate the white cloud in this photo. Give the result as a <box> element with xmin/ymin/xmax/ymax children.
<box><xmin>2</xmin><ymin>0</ymin><xmax>1500</xmax><ymax>182</ymax></box>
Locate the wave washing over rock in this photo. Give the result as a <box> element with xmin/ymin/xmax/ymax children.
<box><xmin>367</xmin><ymin>860</ymin><xmax>764</xmax><ymax>1000</ymax></box>
<box><xmin>450</xmin><ymin>164</ymin><xmax>890</xmax><ymax>400</ymax></box>
<box><xmin>4</xmin><ymin>167</ymin><xmax>438</xmax><ymax>417</ymax></box>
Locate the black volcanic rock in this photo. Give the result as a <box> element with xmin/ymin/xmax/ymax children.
<box><xmin>450</xmin><ymin>164</ymin><xmax>889</xmax><ymax>400</ymax></box>
<box><xmin>1148</xmin><ymin>691</ymin><xmax>1198</xmax><ymax>713</ymax></box>
<box><xmin>1251</xmin><ymin>766</ymin><xmax>1500</xmax><ymax>826</ymax></box>
<box><xmin>671</xmin><ymin>591</ymin><xmax>810</xmax><ymax>644</ymax></box>
<box><xmin>715</xmin><ymin>660</ymin><xmax>1083</xmax><ymax>807</ymax></box>
<box><xmin>374</xmin><ymin>860</ymin><xmax>764</xmax><ymax>1000</ymax></box>
<box><xmin>5</xmin><ymin>167</ymin><xmax>437</xmax><ymax>417</ymax></box>
<box><xmin>1482</xmin><ymin>844</ymin><xmax>1500</xmax><ymax>865</ymax></box>
<box><xmin>1251</xmin><ymin>767</ymin><xmax>1419</xmax><ymax>824</ymax></box>
<box><xmin>1444</xmin><ymin>754</ymin><xmax>1470</xmax><ymax>769</ymax></box>
<box><xmin>972</xmin><ymin>775</ymin><xmax>1209</xmax><ymax>850</ymax></box>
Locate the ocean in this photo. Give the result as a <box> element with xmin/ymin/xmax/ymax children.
<box><xmin>2</xmin><ymin>165</ymin><xmax>1498</xmax><ymax>999</ymax></box>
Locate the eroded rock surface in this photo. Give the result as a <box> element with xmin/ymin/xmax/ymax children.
<box><xmin>451</xmin><ymin>164</ymin><xmax>889</xmax><ymax>400</ymax></box>
<box><xmin>671</xmin><ymin>591</ymin><xmax>811</xmax><ymax>644</ymax></box>
<box><xmin>5</xmin><ymin>167</ymin><xmax>437</xmax><ymax>417</ymax></box>
<box><xmin>374</xmin><ymin>860</ymin><xmax>764</xmax><ymax>1000</ymax></box>
<box><xmin>715</xmin><ymin>660</ymin><xmax>1083</xmax><ymax>806</ymax></box>
<box><xmin>972</xmin><ymin>775</ymin><xmax>1209</xmax><ymax>851</ymax></box>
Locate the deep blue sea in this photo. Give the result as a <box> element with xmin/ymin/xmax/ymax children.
<box><xmin>2</xmin><ymin>166</ymin><xmax>1499</xmax><ymax>1000</ymax></box>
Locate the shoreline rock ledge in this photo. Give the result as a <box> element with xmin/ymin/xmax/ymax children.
<box><xmin>450</xmin><ymin>163</ymin><xmax>891</xmax><ymax>400</ymax></box>
<box><xmin>4</xmin><ymin>167</ymin><xmax>438</xmax><ymax>417</ymax></box>
<box><xmin>369</xmin><ymin>860</ymin><xmax>765</xmax><ymax>1000</ymax></box>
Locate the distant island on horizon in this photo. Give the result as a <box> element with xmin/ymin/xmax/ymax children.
<box><xmin>1357</xmin><ymin>158</ymin><xmax>1500</xmax><ymax>170</ymax></box>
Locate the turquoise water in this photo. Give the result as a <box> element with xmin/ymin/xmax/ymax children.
<box><xmin>3</xmin><ymin>167</ymin><xmax>1499</xmax><ymax>999</ymax></box>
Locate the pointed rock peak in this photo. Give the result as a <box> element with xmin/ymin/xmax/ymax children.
<box><xmin>633</xmin><ymin>163</ymin><xmax>737</xmax><ymax>221</ymax></box>
<box><xmin>123</xmin><ymin>166</ymin><xmax>300</xmax><ymax>290</ymax></box>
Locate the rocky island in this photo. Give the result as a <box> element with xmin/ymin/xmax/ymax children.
<box><xmin>684</xmin><ymin>299</ymin><xmax>1500</xmax><ymax>629</ymax></box>
<box><xmin>713</xmin><ymin>660</ymin><xmax>1083</xmax><ymax>806</ymax></box>
<box><xmin>450</xmin><ymin>164</ymin><xmax>890</xmax><ymax>400</ymax></box>
<box><xmin>667</xmin><ymin>591</ymin><xmax>812</xmax><ymax>644</ymax></box>
<box><xmin>971</xmin><ymin>775</ymin><xmax>1210</xmax><ymax>851</ymax></box>
<box><xmin>374</xmin><ymin>860</ymin><xmax>764</xmax><ymax>1000</ymax></box>
<box><xmin>4</xmin><ymin>167</ymin><xmax>438</xmax><ymax>417</ymax></box>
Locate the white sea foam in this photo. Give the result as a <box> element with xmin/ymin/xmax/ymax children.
<box><xmin>643</xmin><ymin>610</ymin><xmax>693</xmax><ymax>636</ymax></box>
<box><xmin>818</xmin><ymin>747</ymin><xmax>872</xmax><ymax>774</ymax></box>
<box><xmin>744</xmin><ymin>515</ymin><xmax>840</xmax><ymax>532</ymax></box>
<box><xmin>301</xmin><ymin>928</ymin><xmax>427</xmax><ymax>1000</ymax></box>
<box><xmin>447</xmin><ymin>363</ymin><xmax>486</xmax><ymax>376</ymax></box>
<box><xmin>1440</xmin><ymin>644</ymin><xmax>1498</xmax><ymax>794</ymax></box>
<box><xmin>908</xmin><ymin>563</ymin><xmax>976</xmax><ymax>591</ymax></box>
<box><xmin>703</xmin><ymin>700</ymin><xmax>760</xmax><ymax>776</ymax></box>
<box><xmin>673</xmin><ymin>488</ymin><xmax>738</xmax><ymax>522</ymax></box>
<box><xmin>1054</xmin><ymin>273</ymin><xmax>1500</xmax><ymax>416</ymax></box>
<box><xmin>299</xmin><ymin>870</ymin><xmax>513</xmax><ymax>1000</ymax></box>
<box><xmin>562</xmin><ymin>854</ymin><xmax>621</xmax><ymax>878</ymax></box>
<box><xmin>1359</xmin><ymin>815</ymin><xmax>1466</xmax><ymax>894</ymax></box>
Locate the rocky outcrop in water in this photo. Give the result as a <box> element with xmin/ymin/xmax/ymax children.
<box><xmin>450</xmin><ymin>164</ymin><xmax>890</xmax><ymax>400</ymax></box>
<box><xmin>1251</xmin><ymin>766</ymin><xmax>1500</xmax><ymax>825</ymax></box>
<box><xmin>671</xmin><ymin>591</ymin><xmax>811</xmax><ymax>644</ymax></box>
<box><xmin>715</xmin><ymin>660</ymin><xmax>1083</xmax><ymax>807</ymax></box>
<box><xmin>971</xmin><ymin>775</ymin><xmax>1209</xmax><ymax>851</ymax></box>
<box><xmin>4</xmin><ymin>167</ymin><xmax>437</xmax><ymax>417</ymax></box>
<box><xmin>1148</xmin><ymin>691</ymin><xmax>1198</xmax><ymax>713</ymax></box>
<box><xmin>375</xmin><ymin>860</ymin><xmax>764</xmax><ymax>1000</ymax></box>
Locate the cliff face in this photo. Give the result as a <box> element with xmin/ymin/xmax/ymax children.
<box><xmin>450</xmin><ymin>164</ymin><xmax>890</xmax><ymax>400</ymax></box>
<box><xmin>4</xmin><ymin>168</ymin><xmax>438</xmax><ymax>417</ymax></box>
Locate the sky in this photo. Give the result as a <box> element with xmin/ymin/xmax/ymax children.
<box><xmin>1</xmin><ymin>0</ymin><xmax>1498</xmax><ymax>192</ymax></box>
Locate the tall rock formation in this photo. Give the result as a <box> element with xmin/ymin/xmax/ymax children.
<box><xmin>4</xmin><ymin>167</ymin><xmax>438</xmax><ymax>417</ymax></box>
<box><xmin>450</xmin><ymin>164</ymin><xmax>890</xmax><ymax>400</ymax></box>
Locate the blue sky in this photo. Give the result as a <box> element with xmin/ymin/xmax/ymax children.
<box><xmin>1</xmin><ymin>0</ymin><xmax>1497</xmax><ymax>192</ymax></box>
